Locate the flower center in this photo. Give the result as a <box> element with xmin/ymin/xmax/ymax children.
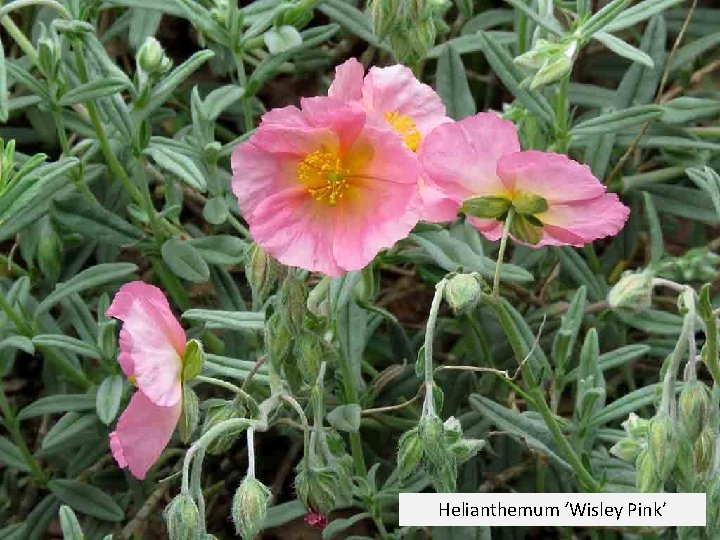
<box><xmin>384</xmin><ymin>111</ymin><xmax>421</xmax><ymax>151</ymax></box>
<box><xmin>298</xmin><ymin>148</ymin><xmax>350</xmax><ymax>206</ymax></box>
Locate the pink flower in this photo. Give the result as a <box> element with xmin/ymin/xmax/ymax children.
<box><xmin>107</xmin><ymin>281</ymin><xmax>186</xmax><ymax>480</ymax></box>
<box><xmin>420</xmin><ymin>113</ymin><xmax>630</xmax><ymax>246</ymax></box>
<box><xmin>231</xmin><ymin>96</ymin><xmax>422</xmax><ymax>276</ymax></box>
<box><xmin>328</xmin><ymin>59</ymin><xmax>452</xmax><ymax>222</ymax></box>
<box><xmin>304</xmin><ymin>511</ymin><xmax>328</xmax><ymax>529</ymax></box>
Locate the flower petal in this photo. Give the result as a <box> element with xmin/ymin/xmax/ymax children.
<box><xmin>110</xmin><ymin>391</ymin><xmax>181</xmax><ymax>480</ymax></box>
<box><xmin>536</xmin><ymin>193</ymin><xmax>630</xmax><ymax>245</ymax></box>
<box><xmin>362</xmin><ymin>64</ymin><xmax>450</xmax><ymax>136</ymax></box>
<box><xmin>107</xmin><ymin>281</ymin><xmax>185</xmax><ymax>407</ymax></box>
<box><xmin>328</xmin><ymin>58</ymin><xmax>364</xmax><ymax>102</ymax></box>
<box><xmin>420</xmin><ymin>113</ymin><xmax>520</xmax><ymax>222</ymax></box>
<box><xmin>496</xmin><ymin>150</ymin><xmax>606</xmax><ymax>204</ymax></box>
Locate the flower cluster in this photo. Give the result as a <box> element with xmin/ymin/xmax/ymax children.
<box><xmin>231</xmin><ymin>58</ymin><xmax>629</xmax><ymax>276</ymax></box>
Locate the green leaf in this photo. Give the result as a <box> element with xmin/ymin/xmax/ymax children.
<box><xmin>670</xmin><ymin>31</ymin><xmax>720</xmax><ymax>72</ymax></box>
<box><xmin>661</xmin><ymin>97</ymin><xmax>720</xmax><ymax>124</ymax></box>
<box><xmin>469</xmin><ymin>394</ymin><xmax>571</xmax><ymax>470</ymax></box>
<box><xmin>161</xmin><ymin>238</ymin><xmax>210</xmax><ymax>282</ymax></box>
<box><xmin>554</xmin><ymin>248</ymin><xmax>606</xmax><ymax>301</ymax></box>
<box><xmin>264</xmin><ymin>25</ymin><xmax>303</xmax><ymax>53</ymax></box>
<box><xmin>0</xmin><ymin>436</ymin><xmax>30</xmax><ymax>472</ymax></box>
<box><xmin>0</xmin><ymin>335</ymin><xmax>34</xmax><ymax>354</ymax></box>
<box><xmin>564</xmin><ymin>344</ymin><xmax>651</xmax><ymax>382</ymax></box>
<box><xmin>202</xmin><ymin>196</ymin><xmax>229</xmax><ymax>224</ymax></box>
<box><xmin>436</xmin><ymin>44</ymin><xmax>476</xmax><ymax>120</ymax></box>
<box><xmin>319</xmin><ymin>0</ymin><xmax>383</xmax><ymax>49</ymax></box>
<box><xmin>203</xmin><ymin>85</ymin><xmax>245</xmax><ymax>121</ymax></box>
<box><xmin>59</xmin><ymin>77</ymin><xmax>130</xmax><ymax>106</ymax></box>
<box><xmin>686</xmin><ymin>166</ymin><xmax>720</xmax><ymax>220</ymax></box>
<box><xmin>182</xmin><ymin>309</ymin><xmax>265</xmax><ymax>331</ymax></box>
<box><xmin>32</xmin><ymin>335</ymin><xmax>101</xmax><ymax>360</ymax></box>
<box><xmin>577</xmin><ymin>0</ymin><xmax>630</xmax><ymax>37</ymax></box>
<box><xmin>0</xmin><ymin>36</ymin><xmax>7</xmax><ymax>122</ymax></box>
<box><xmin>96</xmin><ymin>375</ymin><xmax>124</xmax><ymax>425</ymax></box>
<box><xmin>322</xmin><ymin>512</ymin><xmax>372</xmax><ymax>540</ymax></box>
<box><xmin>571</xmin><ymin>104</ymin><xmax>662</xmax><ymax>137</ymax></box>
<box><xmin>145</xmin><ymin>146</ymin><xmax>207</xmax><ymax>192</ymax></box>
<box><xmin>53</xmin><ymin>194</ymin><xmax>143</xmax><ymax>246</ymax></box>
<box><xmin>18</xmin><ymin>394</ymin><xmax>97</xmax><ymax>421</ymax></box>
<box><xmin>187</xmin><ymin>235</ymin><xmax>246</xmax><ymax>265</ymax></box>
<box><xmin>592</xmin><ymin>32</ymin><xmax>654</xmax><ymax>67</ymax></box>
<box><xmin>591</xmin><ymin>383</ymin><xmax>681</xmax><ymax>426</ymax></box>
<box><xmin>48</xmin><ymin>479</ymin><xmax>124</xmax><ymax>522</ymax></box>
<box><xmin>604</xmin><ymin>0</ymin><xmax>683</xmax><ymax>32</ymax></box>
<box><xmin>40</xmin><ymin>413</ymin><xmax>99</xmax><ymax>455</ymax></box>
<box><xmin>35</xmin><ymin>263</ymin><xmax>137</xmax><ymax>316</ymax></box>
<box><xmin>327</xmin><ymin>404</ymin><xmax>361</xmax><ymax>433</ymax></box>
<box><xmin>58</xmin><ymin>505</ymin><xmax>84</xmax><ymax>540</ymax></box>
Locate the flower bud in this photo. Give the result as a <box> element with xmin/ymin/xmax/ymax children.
<box><xmin>608</xmin><ymin>270</ymin><xmax>654</xmax><ymax>311</ymax></box>
<box><xmin>245</xmin><ymin>244</ymin><xmax>280</xmax><ymax>302</ymax></box>
<box><xmin>295</xmin><ymin>330</ymin><xmax>323</xmax><ymax>382</ymax></box>
<box><xmin>673</xmin><ymin>438</ymin><xmax>694</xmax><ymax>490</ymax></box>
<box><xmin>295</xmin><ymin>464</ymin><xmax>339</xmax><ymax>514</ymax></box>
<box><xmin>266</xmin><ymin>313</ymin><xmax>292</xmax><ymax>371</ymax></box>
<box><xmin>635</xmin><ymin>449</ymin><xmax>662</xmax><ymax>493</ymax></box>
<box><xmin>182</xmin><ymin>339</ymin><xmax>205</xmax><ymax>382</ymax></box>
<box><xmin>232</xmin><ymin>476</ymin><xmax>272</xmax><ymax>540</ymax></box>
<box><xmin>693</xmin><ymin>427</ymin><xmax>715</xmax><ymax>474</ymax></box>
<box><xmin>679</xmin><ymin>380</ymin><xmax>711</xmax><ymax>441</ymax></box>
<box><xmin>137</xmin><ymin>37</ymin><xmax>172</xmax><ymax>75</ymax></box>
<box><xmin>203</xmin><ymin>398</ymin><xmax>245</xmax><ymax>454</ymax></box>
<box><xmin>610</xmin><ymin>438</ymin><xmax>642</xmax><ymax>462</ymax></box>
<box><xmin>444</xmin><ymin>274</ymin><xmax>483</xmax><ymax>314</ymax></box>
<box><xmin>279</xmin><ymin>276</ymin><xmax>307</xmax><ymax>334</ymax></box>
<box><xmin>37</xmin><ymin>218</ymin><xmax>62</xmax><ymax>283</ymax></box>
<box><xmin>647</xmin><ymin>414</ymin><xmax>679</xmax><ymax>481</ymax></box>
<box><xmin>179</xmin><ymin>385</ymin><xmax>199</xmax><ymax>444</ymax></box>
<box><xmin>164</xmin><ymin>494</ymin><xmax>202</xmax><ymax>540</ymax></box>
<box><xmin>418</xmin><ymin>413</ymin><xmax>445</xmax><ymax>462</ymax></box>
<box><xmin>530</xmin><ymin>55</ymin><xmax>573</xmax><ymax>90</ymax></box>
<box><xmin>397</xmin><ymin>428</ymin><xmax>423</xmax><ymax>479</ymax></box>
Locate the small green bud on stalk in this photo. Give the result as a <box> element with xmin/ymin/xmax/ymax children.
<box><xmin>673</xmin><ymin>438</ymin><xmax>694</xmax><ymax>491</ymax></box>
<box><xmin>295</xmin><ymin>330</ymin><xmax>323</xmax><ymax>382</ymax></box>
<box><xmin>245</xmin><ymin>244</ymin><xmax>280</xmax><ymax>302</ymax></box>
<box><xmin>164</xmin><ymin>494</ymin><xmax>202</xmax><ymax>540</ymax></box>
<box><xmin>266</xmin><ymin>313</ymin><xmax>292</xmax><ymax>371</ymax></box>
<box><xmin>647</xmin><ymin>414</ymin><xmax>679</xmax><ymax>482</ymax></box>
<box><xmin>608</xmin><ymin>270</ymin><xmax>655</xmax><ymax>311</ymax></box>
<box><xmin>635</xmin><ymin>449</ymin><xmax>662</xmax><ymax>493</ymax></box>
<box><xmin>279</xmin><ymin>276</ymin><xmax>308</xmax><ymax>334</ymax></box>
<box><xmin>202</xmin><ymin>398</ymin><xmax>245</xmax><ymax>454</ymax></box>
<box><xmin>232</xmin><ymin>476</ymin><xmax>272</xmax><ymax>540</ymax></box>
<box><xmin>444</xmin><ymin>274</ymin><xmax>483</xmax><ymax>314</ymax></box>
<box><xmin>137</xmin><ymin>37</ymin><xmax>172</xmax><ymax>76</ymax></box>
<box><xmin>178</xmin><ymin>385</ymin><xmax>199</xmax><ymax>444</ymax></box>
<box><xmin>295</xmin><ymin>465</ymin><xmax>339</xmax><ymax>515</ymax></box>
<box><xmin>622</xmin><ymin>413</ymin><xmax>649</xmax><ymax>438</ymax></box>
<box><xmin>397</xmin><ymin>428</ymin><xmax>423</xmax><ymax>478</ymax></box>
<box><xmin>693</xmin><ymin>427</ymin><xmax>715</xmax><ymax>475</ymax></box>
<box><xmin>610</xmin><ymin>438</ymin><xmax>642</xmax><ymax>462</ymax></box>
<box><xmin>679</xmin><ymin>380</ymin><xmax>711</xmax><ymax>441</ymax></box>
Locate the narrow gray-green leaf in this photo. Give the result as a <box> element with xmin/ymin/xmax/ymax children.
<box><xmin>48</xmin><ymin>479</ymin><xmax>124</xmax><ymax>522</ymax></box>
<box><xmin>436</xmin><ymin>44</ymin><xmax>476</xmax><ymax>119</ymax></box>
<box><xmin>59</xmin><ymin>77</ymin><xmax>130</xmax><ymax>106</ymax></box>
<box><xmin>96</xmin><ymin>375</ymin><xmax>124</xmax><ymax>425</ymax></box>
<box><xmin>161</xmin><ymin>238</ymin><xmax>210</xmax><ymax>282</ymax></box>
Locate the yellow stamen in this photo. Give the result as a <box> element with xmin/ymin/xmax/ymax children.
<box><xmin>385</xmin><ymin>111</ymin><xmax>422</xmax><ymax>151</ymax></box>
<box><xmin>298</xmin><ymin>148</ymin><xmax>350</xmax><ymax>206</ymax></box>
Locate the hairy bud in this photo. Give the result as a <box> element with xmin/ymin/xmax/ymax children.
<box><xmin>608</xmin><ymin>270</ymin><xmax>654</xmax><ymax>311</ymax></box>
<box><xmin>164</xmin><ymin>494</ymin><xmax>201</xmax><ymax>540</ymax></box>
<box><xmin>295</xmin><ymin>463</ymin><xmax>340</xmax><ymax>515</ymax></box>
<box><xmin>679</xmin><ymin>380</ymin><xmax>711</xmax><ymax>441</ymax></box>
<box><xmin>635</xmin><ymin>449</ymin><xmax>662</xmax><ymax>493</ymax></box>
<box><xmin>137</xmin><ymin>37</ymin><xmax>172</xmax><ymax>75</ymax></box>
<box><xmin>279</xmin><ymin>276</ymin><xmax>307</xmax><ymax>334</ymax></box>
<box><xmin>444</xmin><ymin>274</ymin><xmax>483</xmax><ymax>314</ymax></box>
<box><xmin>245</xmin><ymin>244</ymin><xmax>280</xmax><ymax>302</ymax></box>
<box><xmin>694</xmin><ymin>427</ymin><xmax>715</xmax><ymax>475</ymax></box>
<box><xmin>647</xmin><ymin>414</ymin><xmax>679</xmax><ymax>482</ymax></box>
<box><xmin>178</xmin><ymin>386</ymin><xmax>199</xmax><ymax>444</ymax></box>
<box><xmin>295</xmin><ymin>330</ymin><xmax>323</xmax><ymax>382</ymax></box>
<box><xmin>232</xmin><ymin>476</ymin><xmax>272</xmax><ymax>540</ymax></box>
<box><xmin>610</xmin><ymin>438</ymin><xmax>642</xmax><ymax>462</ymax></box>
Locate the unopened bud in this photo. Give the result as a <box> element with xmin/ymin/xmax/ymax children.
<box><xmin>621</xmin><ymin>413</ymin><xmax>649</xmax><ymax>438</ymax></box>
<box><xmin>679</xmin><ymin>380</ymin><xmax>711</xmax><ymax>441</ymax></box>
<box><xmin>279</xmin><ymin>276</ymin><xmax>307</xmax><ymax>333</ymax></box>
<box><xmin>245</xmin><ymin>244</ymin><xmax>279</xmax><ymax>302</ymax></box>
<box><xmin>694</xmin><ymin>428</ymin><xmax>715</xmax><ymax>474</ymax></box>
<box><xmin>266</xmin><ymin>313</ymin><xmax>292</xmax><ymax>370</ymax></box>
<box><xmin>137</xmin><ymin>37</ymin><xmax>172</xmax><ymax>75</ymax></box>
<box><xmin>232</xmin><ymin>476</ymin><xmax>272</xmax><ymax>540</ymax></box>
<box><xmin>608</xmin><ymin>270</ymin><xmax>654</xmax><ymax>310</ymax></box>
<box><xmin>179</xmin><ymin>385</ymin><xmax>199</xmax><ymax>444</ymax></box>
<box><xmin>448</xmin><ymin>438</ymin><xmax>485</xmax><ymax>463</ymax></box>
<box><xmin>442</xmin><ymin>416</ymin><xmax>463</xmax><ymax>444</ymax></box>
<box><xmin>647</xmin><ymin>414</ymin><xmax>679</xmax><ymax>481</ymax></box>
<box><xmin>164</xmin><ymin>494</ymin><xmax>202</xmax><ymax>540</ymax></box>
<box><xmin>295</xmin><ymin>330</ymin><xmax>323</xmax><ymax>381</ymax></box>
<box><xmin>203</xmin><ymin>398</ymin><xmax>245</xmax><ymax>454</ymax></box>
<box><xmin>610</xmin><ymin>438</ymin><xmax>642</xmax><ymax>462</ymax></box>
<box><xmin>530</xmin><ymin>55</ymin><xmax>573</xmax><ymax>89</ymax></box>
<box><xmin>444</xmin><ymin>274</ymin><xmax>483</xmax><ymax>314</ymax></box>
<box><xmin>295</xmin><ymin>464</ymin><xmax>339</xmax><ymax>514</ymax></box>
<box><xmin>397</xmin><ymin>428</ymin><xmax>423</xmax><ymax>478</ymax></box>
<box><xmin>635</xmin><ymin>449</ymin><xmax>662</xmax><ymax>493</ymax></box>
<box><xmin>418</xmin><ymin>413</ymin><xmax>445</xmax><ymax>461</ymax></box>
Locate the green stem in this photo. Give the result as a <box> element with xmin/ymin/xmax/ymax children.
<box><xmin>488</xmin><ymin>298</ymin><xmax>600</xmax><ymax>491</ymax></box>
<box><xmin>336</xmin><ymin>347</ymin><xmax>367</xmax><ymax>476</ymax></box>
<box><xmin>234</xmin><ymin>54</ymin><xmax>254</xmax><ymax>133</ymax></box>
<box><xmin>493</xmin><ymin>208</ymin><xmax>514</xmax><ymax>297</ymax></box>
<box><xmin>423</xmin><ymin>279</ymin><xmax>447</xmax><ymax>417</ymax></box>
<box><xmin>0</xmin><ymin>384</ymin><xmax>46</xmax><ymax>484</ymax></box>
<box><xmin>72</xmin><ymin>40</ymin><xmax>143</xmax><ymax>204</ymax></box>
<box><xmin>0</xmin><ymin>14</ymin><xmax>38</xmax><ymax>64</ymax></box>
<box><xmin>194</xmin><ymin>375</ymin><xmax>242</xmax><ymax>394</ymax></box>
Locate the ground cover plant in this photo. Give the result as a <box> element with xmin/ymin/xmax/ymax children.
<box><xmin>1</xmin><ymin>0</ymin><xmax>720</xmax><ymax>538</ymax></box>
